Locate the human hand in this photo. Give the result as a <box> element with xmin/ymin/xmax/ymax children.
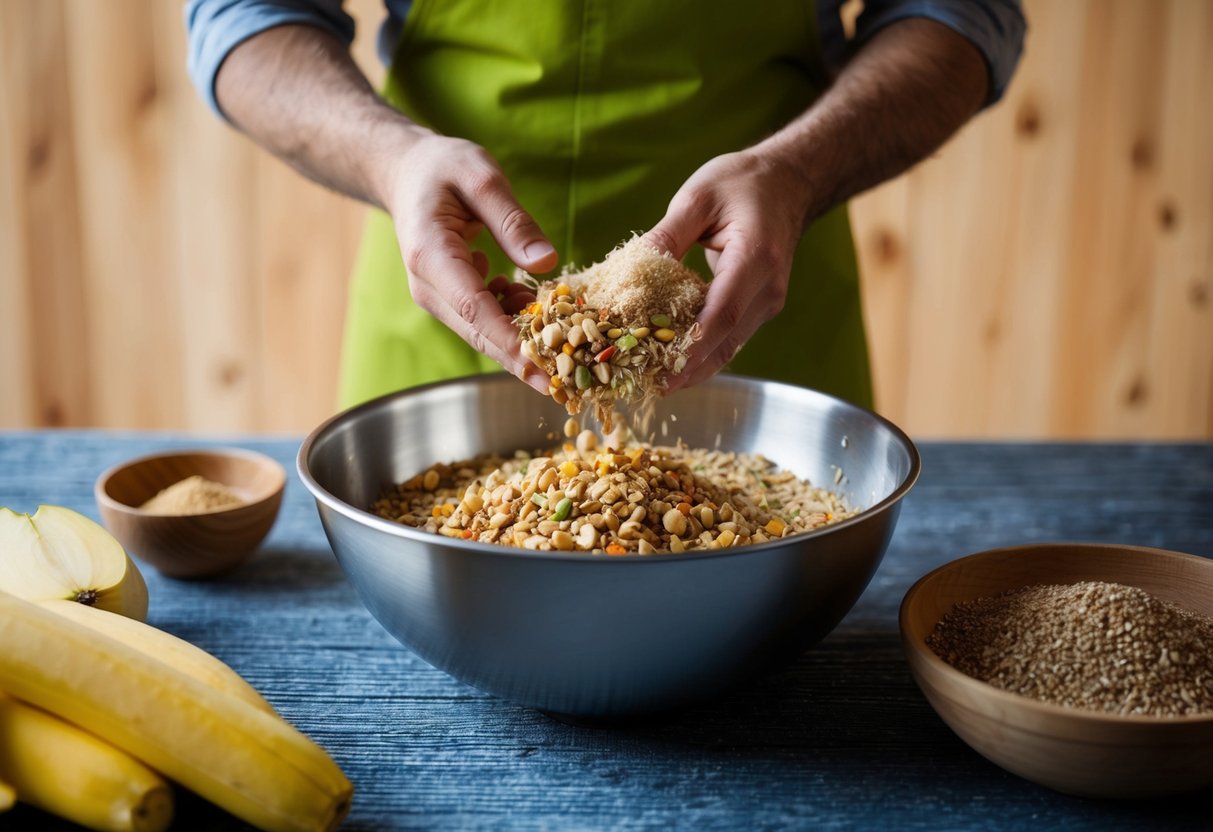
<box><xmin>643</xmin><ymin>148</ymin><xmax>812</xmax><ymax>392</ymax></box>
<box><xmin>385</xmin><ymin>133</ymin><xmax>558</xmax><ymax>393</ymax></box>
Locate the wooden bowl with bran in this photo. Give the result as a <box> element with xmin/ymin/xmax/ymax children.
<box><xmin>900</xmin><ymin>542</ymin><xmax>1213</xmax><ymax>798</ymax></box>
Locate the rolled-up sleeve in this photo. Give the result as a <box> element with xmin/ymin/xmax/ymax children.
<box><xmin>185</xmin><ymin>0</ymin><xmax>356</xmax><ymax>117</ymax></box>
<box><xmin>856</xmin><ymin>1</ymin><xmax>1027</xmax><ymax>104</ymax></box>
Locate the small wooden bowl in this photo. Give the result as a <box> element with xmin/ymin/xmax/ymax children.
<box><xmin>900</xmin><ymin>543</ymin><xmax>1213</xmax><ymax>798</ymax></box>
<box><xmin>95</xmin><ymin>448</ymin><xmax>285</xmax><ymax>579</ymax></box>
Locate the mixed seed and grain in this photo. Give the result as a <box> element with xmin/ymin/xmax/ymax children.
<box><xmin>929</xmin><ymin>581</ymin><xmax>1213</xmax><ymax>717</ymax></box>
<box><xmin>373</xmin><ymin>237</ymin><xmax>858</xmax><ymax>554</ymax></box>
<box><xmin>373</xmin><ymin>420</ymin><xmax>856</xmax><ymax>555</ymax></box>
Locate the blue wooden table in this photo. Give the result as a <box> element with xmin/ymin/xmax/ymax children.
<box><xmin>2</xmin><ymin>432</ymin><xmax>1211</xmax><ymax>831</ymax></box>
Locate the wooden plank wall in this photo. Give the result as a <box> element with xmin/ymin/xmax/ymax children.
<box><xmin>1</xmin><ymin>0</ymin><xmax>1210</xmax><ymax>438</ymax></box>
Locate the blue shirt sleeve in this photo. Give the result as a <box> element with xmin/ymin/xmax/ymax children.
<box><xmin>187</xmin><ymin>1</ymin><xmax>1026</xmax><ymax>120</ymax></box>
<box><xmin>858</xmin><ymin>0</ymin><xmax>1028</xmax><ymax>104</ymax></box>
<box><xmin>185</xmin><ymin>0</ymin><xmax>357</xmax><ymax>117</ymax></box>
<box><xmin>820</xmin><ymin>0</ymin><xmax>1028</xmax><ymax>106</ymax></box>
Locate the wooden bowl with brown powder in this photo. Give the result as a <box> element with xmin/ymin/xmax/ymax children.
<box><xmin>95</xmin><ymin>448</ymin><xmax>285</xmax><ymax>579</ymax></box>
<box><xmin>900</xmin><ymin>543</ymin><xmax>1213</xmax><ymax>798</ymax></box>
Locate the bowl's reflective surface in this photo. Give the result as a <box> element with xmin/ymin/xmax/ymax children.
<box><xmin>299</xmin><ymin>374</ymin><xmax>919</xmax><ymax>716</ymax></box>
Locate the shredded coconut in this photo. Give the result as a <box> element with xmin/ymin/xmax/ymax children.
<box><xmin>574</xmin><ymin>236</ymin><xmax>707</xmax><ymax>327</ymax></box>
<box><xmin>513</xmin><ymin>235</ymin><xmax>709</xmax><ymax>433</ymax></box>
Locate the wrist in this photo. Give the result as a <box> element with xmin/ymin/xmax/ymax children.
<box><xmin>748</xmin><ymin>125</ymin><xmax>841</xmax><ymax>230</ymax></box>
<box><xmin>358</xmin><ymin>108</ymin><xmax>434</xmax><ymax>212</ymax></box>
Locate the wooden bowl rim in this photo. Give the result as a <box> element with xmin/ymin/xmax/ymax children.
<box><xmin>899</xmin><ymin>542</ymin><xmax>1213</xmax><ymax>727</ymax></box>
<box><xmin>94</xmin><ymin>447</ymin><xmax>286</xmax><ymax>517</ymax></box>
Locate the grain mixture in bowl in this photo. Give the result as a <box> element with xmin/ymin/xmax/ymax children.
<box><xmin>373</xmin><ymin>426</ymin><xmax>856</xmax><ymax>555</ymax></box>
<box><xmin>928</xmin><ymin>581</ymin><xmax>1213</xmax><ymax>717</ymax></box>
<box><xmin>514</xmin><ymin>237</ymin><xmax>707</xmax><ymax>431</ymax></box>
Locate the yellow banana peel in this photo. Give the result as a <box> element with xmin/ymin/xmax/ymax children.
<box><xmin>0</xmin><ymin>591</ymin><xmax>353</xmax><ymax>832</ymax></box>
<box><xmin>0</xmin><ymin>777</ymin><xmax>14</xmax><ymax>812</ymax></box>
<box><xmin>38</xmin><ymin>599</ymin><xmax>275</xmax><ymax>715</ymax></box>
<box><xmin>0</xmin><ymin>692</ymin><xmax>173</xmax><ymax>832</ymax></box>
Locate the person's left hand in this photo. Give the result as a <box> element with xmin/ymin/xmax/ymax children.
<box><xmin>643</xmin><ymin>147</ymin><xmax>812</xmax><ymax>392</ymax></box>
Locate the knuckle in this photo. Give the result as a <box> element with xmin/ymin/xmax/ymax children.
<box><xmin>751</xmin><ymin>244</ymin><xmax>782</xmax><ymax>272</ymax></box>
<box><xmin>674</xmin><ymin>186</ymin><xmax>713</xmax><ymax>220</ymax></box>
<box><xmin>454</xmin><ymin>290</ymin><xmax>481</xmax><ymax>328</ymax></box>
<box><xmin>645</xmin><ymin>227</ymin><xmax>680</xmax><ymax>256</ymax></box>
<box><xmin>761</xmin><ymin>292</ymin><xmax>786</xmax><ymax>321</ymax></box>
<box><xmin>722</xmin><ymin>333</ymin><xmax>746</xmax><ymax>360</ymax></box>
<box><xmin>402</xmin><ymin>243</ymin><xmax>429</xmax><ymax>277</ymax></box>
<box><xmin>714</xmin><ymin>300</ymin><xmax>746</xmax><ymax>334</ymax></box>
<box><xmin>760</xmin><ymin>274</ymin><xmax>790</xmax><ymax>319</ymax></box>
<box><xmin>498</xmin><ymin>205</ymin><xmax>536</xmax><ymax>239</ymax></box>
<box><xmin>467</xmin><ymin>328</ymin><xmax>490</xmax><ymax>356</ymax></box>
<box><xmin>756</xmin><ymin>297</ymin><xmax>786</xmax><ymax>322</ymax></box>
<box><xmin>467</xmin><ymin>168</ymin><xmax>506</xmax><ymax>201</ymax></box>
<box><xmin>453</xmin><ymin>291</ymin><xmax>492</xmax><ymax>356</ymax></box>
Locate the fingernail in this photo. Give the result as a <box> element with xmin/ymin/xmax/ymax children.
<box><xmin>523</xmin><ymin>240</ymin><xmax>555</xmax><ymax>263</ymax></box>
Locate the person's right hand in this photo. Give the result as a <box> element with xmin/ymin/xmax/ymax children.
<box><xmin>384</xmin><ymin>132</ymin><xmax>558</xmax><ymax>393</ymax></box>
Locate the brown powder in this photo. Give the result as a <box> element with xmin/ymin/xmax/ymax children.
<box><xmin>141</xmin><ymin>476</ymin><xmax>243</xmax><ymax>515</ymax></box>
<box><xmin>928</xmin><ymin>581</ymin><xmax>1213</xmax><ymax>717</ymax></box>
<box><xmin>573</xmin><ymin>236</ymin><xmax>708</xmax><ymax>328</ymax></box>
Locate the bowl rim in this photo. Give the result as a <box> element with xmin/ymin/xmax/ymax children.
<box><xmin>899</xmin><ymin>541</ymin><xmax>1213</xmax><ymax>726</ymax></box>
<box><xmin>296</xmin><ymin>371</ymin><xmax>921</xmax><ymax>564</ymax></box>
<box><xmin>95</xmin><ymin>446</ymin><xmax>286</xmax><ymax>518</ymax></box>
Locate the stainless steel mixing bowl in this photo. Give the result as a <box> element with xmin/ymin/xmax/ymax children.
<box><xmin>298</xmin><ymin>373</ymin><xmax>919</xmax><ymax>716</ymax></box>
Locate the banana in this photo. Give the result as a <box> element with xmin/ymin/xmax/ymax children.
<box><xmin>0</xmin><ymin>777</ymin><xmax>14</xmax><ymax>812</ymax></box>
<box><xmin>0</xmin><ymin>692</ymin><xmax>173</xmax><ymax>832</ymax></box>
<box><xmin>0</xmin><ymin>505</ymin><xmax>148</xmax><ymax>620</ymax></box>
<box><xmin>0</xmin><ymin>591</ymin><xmax>353</xmax><ymax>832</ymax></box>
<box><xmin>37</xmin><ymin>599</ymin><xmax>275</xmax><ymax>715</ymax></box>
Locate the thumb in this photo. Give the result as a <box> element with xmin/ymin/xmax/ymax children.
<box><xmin>643</xmin><ymin>189</ymin><xmax>713</xmax><ymax>260</ymax></box>
<box><xmin>475</xmin><ymin>180</ymin><xmax>558</xmax><ymax>274</ymax></box>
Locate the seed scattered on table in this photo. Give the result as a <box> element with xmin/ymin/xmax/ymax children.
<box><xmin>928</xmin><ymin>581</ymin><xmax>1213</xmax><ymax>717</ymax></box>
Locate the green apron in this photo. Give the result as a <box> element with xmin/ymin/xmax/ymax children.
<box><xmin>338</xmin><ymin>0</ymin><xmax>873</xmax><ymax>410</ymax></box>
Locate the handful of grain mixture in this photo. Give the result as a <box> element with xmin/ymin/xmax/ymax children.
<box><xmin>372</xmin><ymin>424</ymin><xmax>855</xmax><ymax>556</ymax></box>
<box><xmin>514</xmin><ymin>236</ymin><xmax>708</xmax><ymax>431</ymax></box>
<box><xmin>928</xmin><ymin>581</ymin><xmax>1213</xmax><ymax>717</ymax></box>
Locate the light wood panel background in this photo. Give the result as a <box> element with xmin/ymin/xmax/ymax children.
<box><xmin>1</xmin><ymin>0</ymin><xmax>1210</xmax><ymax>438</ymax></box>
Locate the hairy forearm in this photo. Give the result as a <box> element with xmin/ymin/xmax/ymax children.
<box><xmin>215</xmin><ymin>25</ymin><xmax>427</xmax><ymax>211</ymax></box>
<box><xmin>762</xmin><ymin>18</ymin><xmax>989</xmax><ymax>225</ymax></box>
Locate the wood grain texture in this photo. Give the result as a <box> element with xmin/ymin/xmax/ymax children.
<box><xmin>1</xmin><ymin>432</ymin><xmax>1210</xmax><ymax>830</ymax></box>
<box><xmin>849</xmin><ymin>0</ymin><xmax>1213</xmax><ymax>438</ymax></box>
<box><xmin>0</xmin><ymin>1</ymin><xmax>90</xmax><ymax>428</ymax></box>
<box><xmin>0</xmin><ymin>0</ymin><xmax>1210</xmax><ymax>438</ymax></box>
